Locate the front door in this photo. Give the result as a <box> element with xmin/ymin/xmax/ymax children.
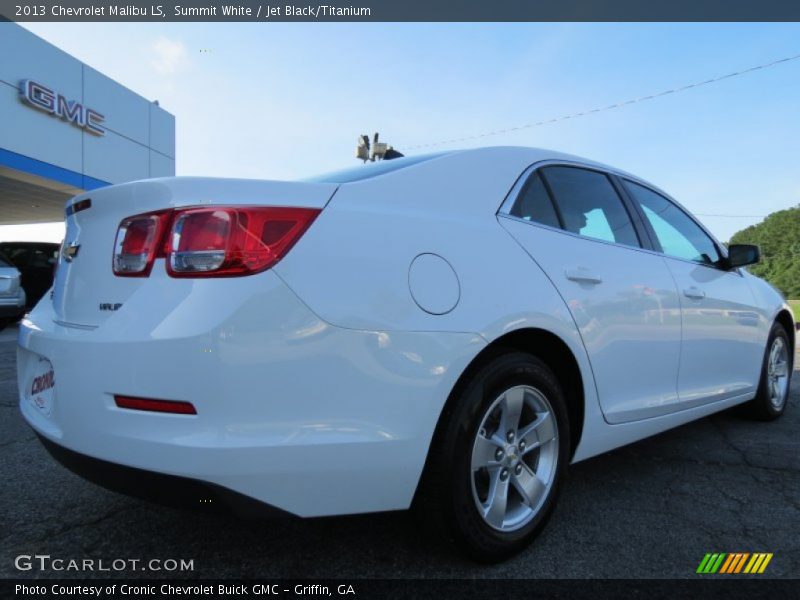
<box><xmin>622</xmin><ymin>179</ymin><xmax>764</xmax><ymax>406</ymax></box>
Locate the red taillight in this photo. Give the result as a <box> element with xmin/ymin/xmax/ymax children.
<box><xmin>113</xmin><ymin>206</ymin><xmax>319</xmax><ymax>278</ymax></box>
<box><xmin>114</xmin><ymin>395</ymin><xmax>197</xmax><ymax>415</ymax></box>
<box><xmin>166</xmin><ymin>206</ymin><xmax>320</xmax><ymax>277</ymax></box>
<box><xmin>112</xmin><ymin>210</ymin><xmax>172</xmax><ymax>277</ymax></box>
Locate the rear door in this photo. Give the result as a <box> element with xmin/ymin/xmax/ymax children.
<box><xmin>499</xmin><ymin>164</ymin><xmax>683</xmax><ymax>423</ymax></box>
<box><xmin>621</xmin><ymin>180</ymin><xmax>764</xmax><ymax>405</ymax></box>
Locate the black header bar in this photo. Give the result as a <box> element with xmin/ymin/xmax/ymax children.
<box><xmin>2</xmin><ymin>0</ymin><xmax>800</xmax><ymax>22</ymax></box>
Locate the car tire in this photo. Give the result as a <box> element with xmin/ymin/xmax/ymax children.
<box><xmin>416</xmin><ymin>351</ymin><xmax>570</xmax><ymax>563</ymax></box>
<box><xmin>741</xmin><ymin>322</ymin><xmax>793</xmax><ymax>421</ymax></box>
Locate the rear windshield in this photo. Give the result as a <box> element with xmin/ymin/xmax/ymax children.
<box><xmin>305</xmin><ymin>152</ymin><xmax>449</xmax><ymax>183</ymax></box>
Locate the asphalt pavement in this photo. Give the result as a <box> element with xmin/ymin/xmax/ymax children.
<box><xmin>1</xmin><ymin>323</ymin><xmax>798</xmax><ymax>579</ymax></box>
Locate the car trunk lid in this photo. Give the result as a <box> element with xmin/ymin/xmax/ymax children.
<box><xmin>52</xmin><ymin>177</ymin><xmax>338</xmax><ymax>327</ymax></box>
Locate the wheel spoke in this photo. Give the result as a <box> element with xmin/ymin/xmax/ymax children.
<box><xmin>773</xmin><ymin>359</ymin><xmax>788</xmax><ymax>378</ymax></box>
<box><xmin>518</xmin><ymin>411</ymin><xmax>556</xmax><ymax>454</ymax></box>
<box><xmin>771</xmin><ymin>379</ymin><xmax>781</xmax><ymax>401</ymax></box>
<box><xmin>512</xmin><ymin>463</ymin><xmax>546</xmax><ymax>508</ymax></box>
<box><xmin>483</xmin><ymin>469</ymin><xmax>510</xmax><ymax>528</ymax></box>
<box><xmin>500</xmin><ymin>387</ymin><xmax>525</xmax><ymax>434</ymax></box>
<box><xmin>472</xmin><ymin>434</ymin><xmax>503</xmax><ymax>470</ymax></box>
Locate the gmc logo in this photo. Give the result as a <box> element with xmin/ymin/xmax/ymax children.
<box><xmin>19</xmin><ymin>79</ymin><xmax>106</xmax><ymax>136</ymax></box>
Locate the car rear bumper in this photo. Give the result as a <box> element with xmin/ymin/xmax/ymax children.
<box><xmin>18</xmin><ymin>270</ymin><xmax>484</xmax><ymax>517</ymax></box>
<box><xmin>36</xmin><ymin>433</ymin><xmax>293</xmax><ymax>517</ymax></box>
<box><xmin>0</xmin><ymin>306</ymin><xmax>25</xmax><ymax>319</ymax></box>
<box><xmin>0</xmin><ymin>293</ymin><xmax>25</xmax><ymax>318</ymax></box>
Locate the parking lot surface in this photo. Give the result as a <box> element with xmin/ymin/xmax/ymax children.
<box><xmin>1</xmin><ymin>324</ymin><xmax>798</xmax><ymax>579</ymax></box>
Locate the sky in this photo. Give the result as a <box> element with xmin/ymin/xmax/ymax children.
<box><xmin>3</xmin><ymin>22</ymin><xmax>800</xmax><ymax>242</ymax></box>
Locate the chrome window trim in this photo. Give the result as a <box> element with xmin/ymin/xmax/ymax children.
<box><xmin>498</xmin><ymin>159</ymin><xmax>733</xmax><ymax>273</ymax></box>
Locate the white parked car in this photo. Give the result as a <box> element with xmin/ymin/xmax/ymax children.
<box><xmin>18</xmin><ymin>148</ymin><xmax>795</xmax><ymax>561</ymax></box>
<box><xmin>0</xmin><ymin>253</ymin><xmax>26</xmax><ymax>330</ymax></box>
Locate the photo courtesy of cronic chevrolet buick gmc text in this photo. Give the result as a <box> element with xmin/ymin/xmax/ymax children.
<box><xmin>17</xmin><ymin>147</ymin><xmax>795</xmax><ymax>562</ymax></box>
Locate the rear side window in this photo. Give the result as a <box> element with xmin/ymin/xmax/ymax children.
<box><xmin>623</xmin><ymin>180</ymin><xmax>721</xmax><ymax>265</ymax></box>
<box><xmin>541</xmin><ymin>166</ymin><xmax>641</xmax><ymax>248</ymax></box>
<box><xmin>2</xmin><ymin>246</ymin><xmax>29</xmax><ymax>268</ymax></box>
<box><xmin>30</xmin><ymin>248</ymin><xmax>54</xmax><ymax>268</ymax></box>
<box><xmin>509</xmin><ymin>172</ymin><xmax>561</xmax><ymax>229</ymax></box>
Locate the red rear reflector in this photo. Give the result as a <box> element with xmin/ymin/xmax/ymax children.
<box><xmin>166</xmin><ymin>206</ymin><xmax>320</xmax><ymax>277</ymax></box>
<box><xmin>112</xmin><ymin>210</ymin><xmax>172</xmax><ymax>277</ymax></box>
<box><xmin>114</xmin><ymin>395</ymin><xmax>197</xmax><ymax>415</ymax></box>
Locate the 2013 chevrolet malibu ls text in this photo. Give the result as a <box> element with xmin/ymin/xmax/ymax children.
<box><xmin>17</xmin><ymin>147</ymin><xmax>795</xmax><ymax>561</ymax></box>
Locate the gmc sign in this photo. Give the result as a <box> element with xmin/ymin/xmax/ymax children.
<box><xmin>19</xmin><ymin>79</ymin><xmax>106</xmax><ymax>136</ymax></box>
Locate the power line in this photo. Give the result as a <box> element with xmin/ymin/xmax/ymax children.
<box><xmin>405</xmin><ymin>52</ymin><xmax>800</xmax><ymax>151</ymax></box>
<box><xmin>695</xmin><ymin>213</ymin><xmax>767</xmax><ymax>218</ymax></box>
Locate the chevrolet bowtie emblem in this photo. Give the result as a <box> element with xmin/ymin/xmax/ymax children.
<box><xmin>62</xmin><ymin>241</ymin><xmax>80</xmax><ymax>262</ymax></box>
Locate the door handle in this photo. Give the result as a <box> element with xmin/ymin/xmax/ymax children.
<box><xmin>565</xmin><ymin>269</ymin><xmax>603</xmax><ymax>285</ymax></box>
<box><xmin>683</xmin><ymin>287</ymin><xmax>706</xmax><ymax>300</ymax></box>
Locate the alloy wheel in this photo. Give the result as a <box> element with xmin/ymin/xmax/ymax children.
<box><xmin>767</xmin><ymin>337</ymin><xmax>790</xmax><ymax>409</ymax></box>
<box><xmin>470</xmin><ymin>385</ymin><xmax>559</xmax><ymax>532</ymax></box>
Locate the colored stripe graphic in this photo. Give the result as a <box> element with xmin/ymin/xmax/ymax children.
<box><xmin>697</xmin><ymin>553</ymin><xmax>713</xmax><ymax>573</ymax></box>
<box><xmin>744</xmin><ymin>553</ymin><xmax>774</xmax><ymax>574</ymax></box>
<box><xmin>733</xmin><ymin>553</ymin><xmax>750</xmax><ymax>573</ymax></box>
<box><xmin>699</xmin><ymin>552</ymin><xmax>773</xmax><ymax>574</ymax></box>
<box><xmin>758</xmin><ymin>554</ymin><xmax>773</xmax><ymax>573</ymax></box>
<box><xmin>697</xmin><ymin>553</ymin><xmax>727</xmax><ymax>573</ymax></box>
<box><xmin>720</xmin><ymin>553</ymin><xmax>750</xmax><ymax>573</ymax></box>
<box><xmin>719</xmin><ymin>554</ymin><xmax>736</xmax><ymax>574</ymax></box>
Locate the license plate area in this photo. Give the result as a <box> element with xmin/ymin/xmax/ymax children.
<box><xmin>26</xmin><ymin>356</ymin><xmax>56</xmax><ymax>418</ymax></box>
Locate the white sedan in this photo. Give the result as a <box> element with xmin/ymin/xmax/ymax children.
<box><xmin>18</xmin><ymin>147</ymin><xmax>794</xmax><ymax>561</ymax></box>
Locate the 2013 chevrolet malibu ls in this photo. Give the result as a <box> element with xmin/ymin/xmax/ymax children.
<box><xmin>18</xmin><ymin>147</ymin><xmax>795</xmax><ymax>561</ymax></box>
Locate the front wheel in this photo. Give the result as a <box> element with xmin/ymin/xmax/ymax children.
<box><xmin>416</xmin><ymin>352</ymin><xmax>570</xmax><ymax>562</ymax></box>
<box><xmin>741</xmin><ymin>323</ymin><xmax>792</xmax><ymax>421</ymax></box>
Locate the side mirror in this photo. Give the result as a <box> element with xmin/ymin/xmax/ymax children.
<box><xmin>727</xmin><ymin>244</ymin><xmax>761</xmax><ymax>268</ymax></box>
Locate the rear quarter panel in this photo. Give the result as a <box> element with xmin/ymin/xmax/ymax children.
<box><xmin>274</xmin><ymin>148</ymin><xmax>604</xmax><ymax>461</ymax></box>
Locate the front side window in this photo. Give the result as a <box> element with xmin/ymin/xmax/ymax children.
<box><xmin>623</xmin><ymin>181</ymin><xmax>721</xmax><ymax>266</ymax></box>
<box><xmin>540</xmin><ymin>166</ymin><xmax>640</xmax><ymax>247</ymax></box>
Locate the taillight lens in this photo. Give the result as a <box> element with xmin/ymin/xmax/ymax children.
<box><xmin>166</xmin><ymin>206</ymin><xmax>320</xmax><ymax>277</ymax></box>
<box><xmin>112</xmin><ymin>210</ymin><xmax>171</xmax><ymax>277</ymax></box>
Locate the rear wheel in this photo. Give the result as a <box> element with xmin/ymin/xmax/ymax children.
<box><xmin>741</xmin><ymin>323</ymin><xmax>792</xmax><ymax>421</ymax></box>
<box><xmin>416</xmin><ymin>352</ymin><xmax>569</xmax><ymax>562</ymax></box>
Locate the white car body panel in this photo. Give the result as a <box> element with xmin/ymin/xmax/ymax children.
<box><xmin>499</xmin><ymin>216</ymin><xmax>683</xmax><ymax>424</ymax></box>
<box><xmin>17</xmin><ymin>146</ymin><xmax>794</xmax><ymax>517</ymax></box>
<box><xmin>663</xmin><ymin>258</ymin><xmax>765</xmax><ymax>403</ymax></box>
<box><xmin>20</xmin><ymin>269</ymin><xmax>484</xmax><ymax>516</ymax></box>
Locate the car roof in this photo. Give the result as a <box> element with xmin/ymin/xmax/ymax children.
<box><xmin>307</xmin><ymin>146</ymin><xmax>647</xmax><ymax>187</ymax></box>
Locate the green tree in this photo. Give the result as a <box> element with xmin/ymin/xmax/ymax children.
<box><xmin>729</xmin><ymin>205</ymin><xmax>800</xmax><ymax>298</ymax></box>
